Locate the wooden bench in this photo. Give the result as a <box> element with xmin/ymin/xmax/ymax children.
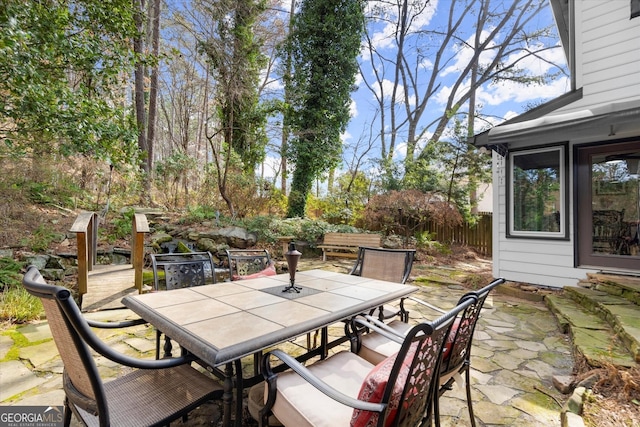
<box><xmin>317</xmin><ymin>232</ymin><xmax>381</xmax><ymax>261</ymax></box>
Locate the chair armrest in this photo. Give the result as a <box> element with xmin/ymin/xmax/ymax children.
<box><xmin>262</xmin><ymin>349</ymin><xmax>385</xmax><ymax>413</ymax></box>
<box><xmin>406</xmin><ymin>296</ymin><xmax>447</xmax><ymax>314</ymax></box>
<box><xmin>72</xmin><ymin>311</ymin><xmax>197</xmax><ymax>370</ymax></box>
<box><xmin>86</xmin><ymin>318</ymin><xmax>148</xmax><ymax>329</ymax></box>
<box><xmin>85</xmin><ymin>332</ymin><xmax>197</xmax><ymax>370</ymax></box>
<box><xmin>352</xmin><ymin>316</ymin><xmax>405</xmax><ymax>343</ymax></box>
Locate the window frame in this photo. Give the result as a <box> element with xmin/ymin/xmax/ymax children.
<box><xmin>507</xmin><ymin>144</ymin><xmax>569</xmax><ymax>240</ymax></box>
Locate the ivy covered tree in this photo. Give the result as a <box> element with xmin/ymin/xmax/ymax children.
<box><xmin>0</xmin><ymin>0</ymin><xmax>139</xmax><ymax>164</ymax></box>
<box><xmin>285</xmin><ymin>0</ymin><xmax>365</xmax><ymax>217</ymax></box>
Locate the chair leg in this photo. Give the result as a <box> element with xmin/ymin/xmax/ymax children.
<box><xmin>63</xmin><ymin>397</ymin><xmax>72</xmax><ymax>427</ymax></box>
<box><xmin>433</xmin><ymin>390</ymin><xmax>441</xmax><ymax>427</ymax></box>
<box><xmin>464</xmin><ymin>367</ymin><xmax>476</xmax><ymax>427</ymax></box>
<box><xmin>305</xmin><ymin>330</ymin><xmax>320</xmax><ymax>351</ymax></box>
<box><xmin>421</xmin><ymin>407</ymin><xmax>434</xmax><ymax>427</ymax></box>
<box><xmin>155</xmin><ymin>330</ymin><xmax>161</xmax><ymax>360</ymax></box>
<box><xmin>156</xmin><ymin>330</ymin><xmax>174</xmax><ymax>359</ymax></box>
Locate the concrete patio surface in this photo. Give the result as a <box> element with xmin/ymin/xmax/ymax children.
<box><xmin>0</xmin><ymin>267</ymin><xmax>575</xmax><ymax>426</ymax></box>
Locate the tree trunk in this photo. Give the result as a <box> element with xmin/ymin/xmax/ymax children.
<box><xmin>133</xmin><ymin>0</ymin><xmax>147</xmax><ymax>177</ymax></box>
<box><xmin>146</xmin><ymin>0</ymin><xmax>160</xmax><ymax>185</ymax></box>
<box><xmin>280</xmin><ymin>0</ymin><xmax>296</xmax><ymax>195</ymax></box>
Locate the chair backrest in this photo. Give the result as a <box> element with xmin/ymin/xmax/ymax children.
<box><xmin>22</xmin><ymin>266</ymin><xmax>110</xmax><ymax>424</ymax></box>
<box><xmin>150</xmin><ymin>251</ymin><xmax>216</xmax><ymax>291</ymax></box>
<box><xmin>440</xmin><ymin>278</ymin><xmax>505</xmax><ymax>377</ymax></box>
<box><xmin>376</xmin><ymin>297</ymin><xmax>475</xmax><ymax>427</ymax></box>
<box><xmin>225</xmin><ymin>249</ymin><xmax>271</xmax><ymax>280</ymax></box>
<box><xmin>350</xmin><ymin>247</ymin><xmax>416</xmax><ymax>284</ymax></box>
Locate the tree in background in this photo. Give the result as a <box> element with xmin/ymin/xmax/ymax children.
<box><xmin>0</xmin><ymin>0</ymin><xmax>138</xmax><ymax>164</ymax></box>
<box><xmin>403</xmin><ymin>119</ymin><xmax>491</xmax><ymax>219</ymax></box>
<box><xmin>360</xmin><ymin>0</ymin><xmax>564</xmax><ymax>182</ymax></box>
<box><xmin>199</xmin><ymin>0</ymin><xmax>268</xmax><ymax>217</ymax></box>
<box><xmin>133</xmin><ymin>0</ymin><xmax>162</xmax><ymax>202</ymax></box>
<box><xmin>285</xmin><ymin>0</ymin><xmax>365</xmax><ymax>217</ymax></box>
<box><xmin>155</xmin><ymin>8</ymin><xmax>215</xmax><ymax>209</ymax></box>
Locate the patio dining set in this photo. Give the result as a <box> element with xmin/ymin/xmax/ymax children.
<box><xmin>22</xmin><ymin>245</ymin><xmax>504</xmax><ymax>427</ymax></box>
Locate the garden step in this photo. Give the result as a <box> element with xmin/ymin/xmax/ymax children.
<box><xmin>564</xmin><ymin>287</ymin><xmax>640</xmax><ymax>363</ymax></box>
<box><xmin>545</xmin><ymin>294</ymin><xmax>636</xmax><ymax>368</ymax></box>
<box><xmin>579</xmin><ymin>273</ymin><xmax>640</xmax><ymax>305</ymax></box>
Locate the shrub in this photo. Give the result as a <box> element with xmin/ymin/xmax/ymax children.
<box><xmin>237</xmin><ymin>217</ymin><xmax>360</xmax><ymax>247</ymax></box>
<box><xmin>19</xmin><ymin>225</ymin><xmax>57</xmax><ymax>253</ymax></box>
<box><xmin>363</xmin><ymin>190</ymin><xmax>462</xmax><ymax>235</ymax></box>
<box><xmin>0</xmin><ymin>258</ymin><xmax>22</xmax><ymax>291</ymax></box>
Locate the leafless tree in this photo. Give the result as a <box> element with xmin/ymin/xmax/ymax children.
<box><xmin>361</xmin><ymin>0</ymin><xmax>565</xmax><ymax>176</ymax></box>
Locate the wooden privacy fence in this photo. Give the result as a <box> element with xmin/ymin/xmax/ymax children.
<box><xmin>420</xmin><ymin>213</ymin><xmax>493</xmax><ymax>256</ymax></box>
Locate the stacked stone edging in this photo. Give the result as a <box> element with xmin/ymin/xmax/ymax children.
<box><xmin>547</xmin><ymin>274</ymin><xmax>640</xmax><ymax>427</ymax></box>
<box><xmin>586</xmin><ymin>272</ymin><xmax>640</xmax><ymax>305</ymax></box>
<box><xmin>571</xmin><ymin>274</ymin><xmax>640</xmax><ymax>364</ymax></box>
<box><xmin>545</xmin><ymin>293</ymin><xmax>636</xmax><ymax>368</ymax></box>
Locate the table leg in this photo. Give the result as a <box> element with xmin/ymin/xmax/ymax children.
<box><xmin>321</xmin><ymin>327</ymin><xmax>328</xmax><ymax>359</ymax></box>
<box><xmin>223</xmin><ymin>362</ymin><xmax>233</xmax><ymax>427</ymax></box>
<box><xmin>162</xmin><ymin>335</ymin><xmax>173</xmax><ymax>358</ymax></box>
<box><xmin>234</xmin><ymin>359</ymin><xmax>243</xmax><ymax>427</ymax></box>
<box><xmin>253</xmin><ymin>351</ymin><xmax>261</xmax><ymax>376</ymax></box>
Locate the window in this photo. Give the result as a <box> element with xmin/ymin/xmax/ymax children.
<box><xmin>508</xmin><ymin>145</ymin><xmax>567</xmax><ymax>239</ymax></box>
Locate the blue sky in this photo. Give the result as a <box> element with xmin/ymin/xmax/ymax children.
<box><xmin>260</xmin><ymin>0</ymin><xmax>570</xmax><ymax>183</ymax></box>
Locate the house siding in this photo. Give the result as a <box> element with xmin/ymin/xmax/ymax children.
<box><xmin>492</xmin><ymin>151</ymin><xmax>597</xmax><ymax>288</ymax></box>
<box><xmin>491</xmin><ymin>1</ymin><xmax>639</xmax><ymax>288</ymax></box>
<box><xmin>557</xmin><ymin>1</ymin><xmax>640</xmax><ymax>113</ymax></box>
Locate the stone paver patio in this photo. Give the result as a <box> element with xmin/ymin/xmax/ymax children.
<box><xmin>0</xmin><ymin>265</ymin><xmax>574</xmax><ymax>426</ymax></box>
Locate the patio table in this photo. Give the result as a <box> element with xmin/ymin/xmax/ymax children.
<box><xmin>122</xmin><ymin>269</ymin><xmax>417</xmax><ymax>427</ymax></box>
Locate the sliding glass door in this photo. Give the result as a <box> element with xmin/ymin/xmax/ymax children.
<box><xmin>577</xmin><ymin>141</ymin><xmax>640</xmax><ymax>270</ymax></box>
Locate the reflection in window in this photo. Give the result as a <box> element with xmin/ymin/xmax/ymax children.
<box><xmin>510</xmin><ymin>146</ymin><xmax>564</xmax><ymax>237</ymax></box>
<box><xmin>591</xmin><ymin>154</ymin><xmax>640</xmax><ymax>256</ymax></box>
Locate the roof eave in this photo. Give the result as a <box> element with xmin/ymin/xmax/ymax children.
<box><xmin>470</xmin><ymin>88</ymin><xmax>583</xmax><ymax>149</ymax></box>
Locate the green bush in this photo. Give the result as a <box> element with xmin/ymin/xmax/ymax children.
<box><xmin>183</xmin><ymin>205</ymin><xmax>225</xmax><ymax>224</ymax></box>
<box><xmin>19</xmin><ymin>225</ymin><xmax>56</xmax><ymax>253</ymax></box>
<box><xmin>19</xmin><ymin>175</ymin><xmax>81</xmax><ymax>208</ymax></box>
<box><xmin>101</xmin><ymin>208</ymin><xmax>135</xmax><ymax>244</ymax></box>
<box><xmin>236</xmin><ymin>216</ymin><xmax>361</xmax><ymax>246</ymax></box>
<box><xmin>0</xmin><ymin>258</ymin><xmax>22</xmax><ymax>290</ymax></box>
<box><xmin>414</xmin><ymin>231</ymin><xmax>451</xmax><ymax>255</ymax></box>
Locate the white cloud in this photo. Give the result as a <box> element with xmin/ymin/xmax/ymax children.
<box><xmin>419</xmin><ymin>57</ymin><xmax>434</xmax><ymax>70</ymax></box>
<box><xmin>394</xmin><ymin>142</ymin><xmax>407</xmax><ymax>159</ymax></box>
<box><xmin>372</xmin><ymin>78</ymin><xmax>406</xmax><ymax>102</ymax></box>
<box><xmin>341</xmin><ymin>130</ymin><xmax>352</xmax><ymax>145</ymax></box>
<box><xmin>433</xmin><ymin>27</ymin><xmax>569</xmax><ymax>109</ymax></box>
<box><xmin>440</xmin><ymin>29</ymin><xmax>498</xmax><ymax>78</ymax></box>
<box><xmin>349</xmin><ymin>98</ymin><xmax>358</xmax><ymax>118</ymax></box>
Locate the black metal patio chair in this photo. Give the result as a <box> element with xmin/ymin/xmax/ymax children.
<box><xmin>150</xmin><ymin>251</ymin><xmax>217</xmax><ymax>359</ymax></box>
<box><xmin>256</xmin><ymin>297</ymin><xmax>475</xmax><ymax>427</ymax></box>
<box><xmin>225</xmin><ymin>249</ymin><xmax>273</xmax><ymax>280</ymax></box>
<box><xmin>350</xmin><ymin>246</ymin><xmax>416</xmax><ymax>322</ymax></box>
<box><xmin>22</xmin><ymin>266</ymin><xmax>222</xmax><ymax>427</ymax></box>
<box><xmin>349</xmin><ymin>278</ymin><xmax>505</xmax><ymax>427</ymax></box>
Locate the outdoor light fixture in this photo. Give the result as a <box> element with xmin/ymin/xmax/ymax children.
<box><xmin>283</xmin><ymin>241</ymin><xmax>302</xmax><ymax>293</ymax></box>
